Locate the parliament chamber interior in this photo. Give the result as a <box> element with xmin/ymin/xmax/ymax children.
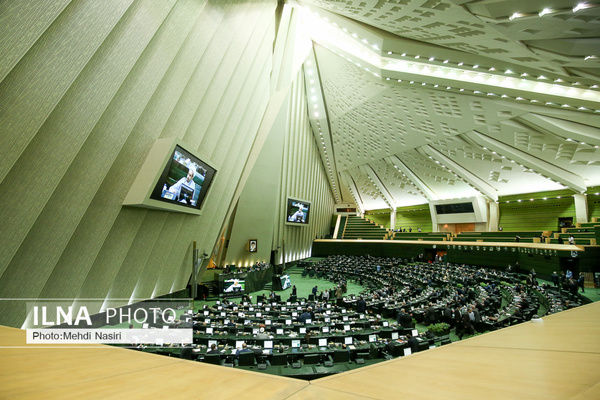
<box><xmin>1</xmin><ymin>1</ymin><xmax>600</xmax><ymax>399</ymax></box>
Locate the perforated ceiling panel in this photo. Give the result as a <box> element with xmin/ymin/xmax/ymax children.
<box><xmin>299</xmin><ymin>0</ymin><xmax>600</xmax><ymax>210</ymax></box>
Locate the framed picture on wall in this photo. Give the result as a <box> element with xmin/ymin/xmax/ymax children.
<box><xmin>249</xmin><ymin>239</ymin><xmax>257</xmax><ymax>253</ymax></box>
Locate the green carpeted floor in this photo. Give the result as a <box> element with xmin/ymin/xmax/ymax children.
<box><xmin>198</xmin><ymin>264</ymin><xmax>365</xmax><ymax>306</ymax></box>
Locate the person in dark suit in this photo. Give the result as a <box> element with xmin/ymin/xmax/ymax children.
<box><xmin>443</xmin><ymin>304</ymin><xmax>453</xmax><ymax>326</ymax></box>
<box><xmin>297</xmin><ymin>309</ymin><xmax>312</xmax><ymax>324</ymax></box>
<box><xmin>180</xmin><ymin>345</ymin><xmax>194</xmax><ymax>360</ymax></box>
<box><xmin>551</xmin><ymin>271</ymin><xmax>559</xmax><ymax>287</ymax></box>
<box><xmin>472</xmin><ymin>306</ymin><xmax>481</xmax><ymax>323</ymax></box>
<box><xmin>423</xmin><ymin>306</ymin><xmax>436</xmax><ymax>326</ymax></box>
<box><xmin>207</xmin><ymin>343</ymin><xmax>220</xmax><ymax>354</ymax></box>
<box><xmin>236</xmin><ymin>342</ymin><xmax>252</xmax><ymax>357</ymax></box>
<box><xmin>406</xmin><ymin>333</ymin><xmax>418</xmax><ymax>353</ymax></box>
<box><xmin>397</xmin><ymin>309</ymin><xmax>413</xmax><ymax>328</ymax></box>
<box><xmin>578</xmin><ymin>273</ymin><xmax>586</xmax><ymax>293</ymax></box>
<box><xmin>356</xmin><ymin>297</ymin><xmax>367</xmax><ymax>313</ymax></box>
<box><xmin>384</xmin><ymin>338</ymin><xmax>396</xmax><ymax>355</ymax></box>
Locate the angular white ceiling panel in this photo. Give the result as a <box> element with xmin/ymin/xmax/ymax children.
<box><xmin>295</xmin><ymin>0</ymin><xmax>600</xmax><ymax>209</ymax></box>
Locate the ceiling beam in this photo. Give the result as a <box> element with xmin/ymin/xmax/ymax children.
<box><xmin>386</xmin><ymin>155</ymin><xmax>438</xmax><ymax>201</ymax></box>
<box><xmin>358</xmin><ymin>164</ymin><xmax>396</xmax><ymax>211</ymax></box>
<box><xmin>517</xmin><ymin>113</ymin><xmax>600</xmax><ymax>147</ymax></box>
<box><xmin>418</xmin><ymin>146</ymin><xmax>499</xmax><ymax>201</ymax></box>
<box><xmin>463</xmin><ymin>130</ymin><xmax>587</xmax><ymax>193</ymax></box>
<box><xmin>339</xmin><ymin>170</ymin><xmax>364</xmax><ymax>215</ymax></box>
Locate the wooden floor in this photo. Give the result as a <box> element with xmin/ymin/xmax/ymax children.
<box><xmin>2</xmin><ymin>302</ymin><xmax>600</xmax><ymax>399</ymax></box>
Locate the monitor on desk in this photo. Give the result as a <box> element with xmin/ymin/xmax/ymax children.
<box><xmin>322</xmin><ymin>326</ymin><xmax>329</xmax><ymax>333</ymax></box>
<box><xmin>341</xmin><ymin>309</ymin><xmax>346</xmax><ymax>313</ymax></box>
<box><xmin>305</xmin><ymin>319</ymin><xmax>312</xmax><ymax>324</ymax></box>
<box><xmin>235</xmin><ymin>340</ymin><xmax>244</xmax><ymax>349</ymax></box>
<box><xmin>265</xmin><ymin>319</ymin><xmax>271</xmax><ymax>325</ymax></box>
<box><xmin>258</xmin><ymin>303</ymin><xmax>263</xmax><ymax>307</ymax></box>
<box><xmin>382</xmin><ymin>321</ymin><xmax>389</xmax><ymax>327</ymax></box>
<box><xmin>220</xmin><ymin>312</ymin><xmax>226</xmax><ymax>317</ymax></box>
<box><xmin>256</xmin><ymin>312</ymin><xmax>262</xmax><ymax>317</ymax></box>
<box><xmin>411</xmin><ymin>329</ymin><xmax>418</xmax><ymax>337</ymax></box>
<box><xmin>244</xmin><ymin>319</ymin><xmax>251</xmax><ymax>325</ymax></box>
<box><xmin>344</xmin><ymin>325</ymin><xmax>350</xmax><ymax>331</ymax></box>
<box><xmin>249</xmin><ymin>307</ymin><xmax>254</xmax><ymax>311</ymax></box>
<box><xmin>252</xmin><ymin>328</ymin><xmax>259</xmax><ymax>335</ymax></box>
<box><xmin>344</xmin><ymin>337</ymin><xmax>353</xmax><ymax>345</ymax></box>
<box><xmin>291</xmin><ymin>340</ymin><xmax>300</xmax><ymax>348</ymax></box>
<box><xmin>391</xmin><ymin>332</ymin><xmax>399</xmax><ymax>340</ymax></box>
<box><xmin>208</xmin><ymin>340</ymin><xmax>217</xmax><ymax>348</ymax></box>
<box><xmin>285</xmin><ymin>319</ymin><xmax>292</xmax><ymax>325</ymax></box>
<box><xmin>281</xmin><ymin>307</ymin><xmax>286</xmax><ymax>311</ymax></box>
<box><xmin>264</xmin><ymin>340</ymin><xmax>273</xmax><ymax>349</ymax></box>
<box><xmin>276</xmin><ymin>328</ymin><xmax>283</xmax><ymax>335</ymax></box>
<box><xmin>343</xmin><ymin>316</ymin><xmax>348</xmax><ymax>321</ymax></box>
<box><xmin>299</xmin><ymin>327</ymin><xmax>306</xmax><ymax>334</ymax></box>
<box><xmin>318</xmin><ymin>338</ymin><xmax>327</xmax><ymax>347</ymax></box>
<box><xmin>369</xmin><ymin>334</ymin><xmax>377</xmax><ymax>343</ymax></box>
<box><xmin>324</xmin><ymin>317</ymin><xmax>330</xmax><ymax>323</ymax></box>
<box><xmin>359</xmin><ymin>314</ymin><xmax>365</xmax><ymax>319</ymax></box>
<box><xmin>205</xmin><ymin>327</ymin><xmax>213</xmax><ymax>334</ymax></box>
<box><xmin>265</xmin><ymin>307</ymin><xmax>270</xmax><ymax>312</ymax></box>
<box><xmin>203</xmin><ymin>311</ymin><xmax>209</xmax><ymax>316</ymax></box>
<box><xmin>292</xmin><ymin>312</ymin><xmax>298</xmax><ymax>317</ymax></box>
<box><xmin>224</xmin><ymin>319</ymin><xmax>230</xmax><ymax>325</ymax></box>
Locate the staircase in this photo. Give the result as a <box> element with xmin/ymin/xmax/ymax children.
<box><xmin>342</xmin><ymin>215</ymin><xmax>390</xmax><ymax>240</ymax></box>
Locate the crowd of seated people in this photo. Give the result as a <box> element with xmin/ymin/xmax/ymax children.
<box><xmin>125</xmin><ymin>255</ymin><xmax>584</xmax><ymax>372</ymax></box>
<box><xmin>306</xmin><ymin>255</ymin><xmax>582</xmax><ymax>333</ymax></box>
<box><xmin>223</xmin><ymin>261</ymin><xmax>271</xmax><ymax>275</ymax></box>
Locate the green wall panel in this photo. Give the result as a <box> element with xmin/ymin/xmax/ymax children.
<box><xmin>586</xmin><ymin>186</ymin><xmax>600</xmax><ymax>222</ymax></box>
<box><xmin>0</xmin><ymin>0</ymin><xmax>278</xmax><ymax>328</ymax></box>
<box><xmin>498</xmin><ymin>189</ymin><xmax>576</xmax><ymax>231</ymax></box>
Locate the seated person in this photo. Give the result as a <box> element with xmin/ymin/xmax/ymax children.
<box><xmin>297</xmin><ymin>308</ymin><xmax>312</xmax><ymax>324</ymax></box>
<box><xmin>406</xmin><ymin>333</ymin><xmax>419</xmax><ymax>353</ymax></box>
<box><xmin>167</xmin><ymin>166</ymin><xmax>196</xmax><ymax>204</ymax></box>
<box><xmin>207</xmin><ymin>343</ymin><xmax>220</xmax><ymax>354</ymax></box>
<box><xmin>236</xmin><ymin>342</ymin><xmax>252</xmax><ymax>357</ymax></box>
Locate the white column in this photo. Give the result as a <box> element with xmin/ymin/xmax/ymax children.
<box><xmin>428</xmin><ymin>202</ymin><xmax>438</xmax><ymax>232</ymax></box>
<box><xmin>488</xmin><ymin>201</ymin><xmax>499</xmax><ymax>231</ymax></box>
<box><xmin>390</xmin><ymin>211</ymin><xmax>396</xmax><ymax>230</ymax></box>
<box><xmin>574</xmin><ymin>194</ymin><xmax>588</xmax><ymax>224</ymax></box>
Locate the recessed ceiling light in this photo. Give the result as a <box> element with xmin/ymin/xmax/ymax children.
<box><xmin>539</xmin><ymin>8</ymin><xmax>552</xmax><ymax>16</ymax></box>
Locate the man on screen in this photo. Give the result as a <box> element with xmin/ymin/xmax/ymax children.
<box><xmin>224</xmin><ymin>280</ymin><xmax>243</xmax><ymax>293</ymax></box>
<box><xmin>167</xmin><ymin>165</ymin><xmax>196</xmax><ymax>204</ymax></box>
<box><xmin>288</xmin><ymin>204</ymin><xmax>306</xmax><ymax>223</ymax></box>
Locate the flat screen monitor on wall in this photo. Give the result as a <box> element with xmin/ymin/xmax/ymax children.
<box><xmin>149</xmin><ymin>145</ymin><xmax>216</xmax><ymax>211</ymax></box>
<box><xmin>123</xmin><ymin>138</ymin><xmax>218</xmax><ymax>216</ymax></box>
<box><xmin>285</xmin><ymin>198</ymin><xmax>311</xmax><ymax>226</ymax></box>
